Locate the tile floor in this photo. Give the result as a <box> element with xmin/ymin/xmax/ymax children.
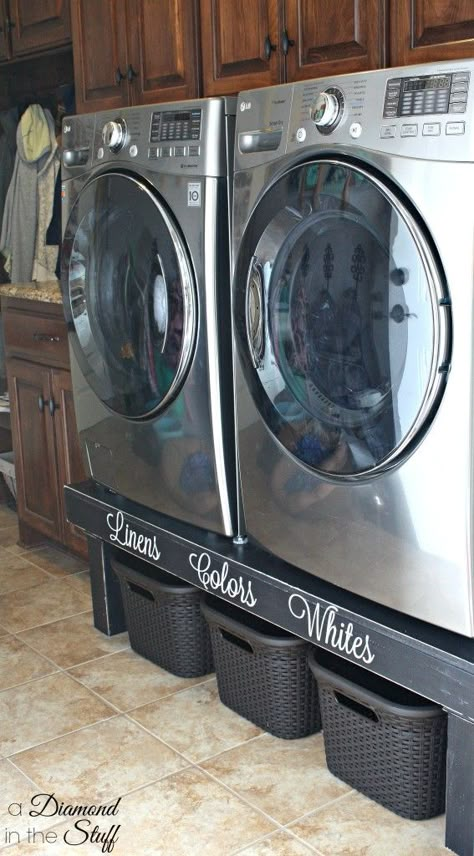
<box><xmin>0</xmin><ymin>505</ymin><xmax>453</xmax><ymax>855</ymax></box>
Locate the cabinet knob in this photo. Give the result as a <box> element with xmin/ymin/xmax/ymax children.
<box><xmin>115</xmin><ymin>67</ymin><xmax>125</xmax><ymax>86</ymax></box>
<box><xmin>38</xmin><ymin>395</ymin><xmax>44</xmax><ymax>413</ymax></box>
<box><xmin>281</xmin><ymin>29</ymin><xmax>295</xmax><ymax>56</ymax></box>
<box><xmin>127</xmin><ymin>64</ymin><xmax>138</xmax><ymax>83</ymax></box>
<box><xmin>263</xmin><ymin>35</ymin><xmax>276</xmax><ymax>61</ymax></box>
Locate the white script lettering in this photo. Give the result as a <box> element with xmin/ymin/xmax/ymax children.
<box><xmin>288</xmin><ymin>594</ymin><xmax>375</xmax><ymax>664</ymax></box>
<box><xmin>189</xmin><ymin>552</ymin><xmax>257</xmax><ymax>608</ymax></box>
<box><xmin>106</xmin><ymin>511</ymin><xmax>161</xmax><ymax>562</ymax></box>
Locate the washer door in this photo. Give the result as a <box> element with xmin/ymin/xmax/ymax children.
<box><xmin>62</xmin><ymin>172</ymin><xmax>196</xmax><ymax>420</ymax></box>
<box><xmin>234</xmin><ymin>159</ymin><xmax>451</xmax><ymax>478</ymax></box>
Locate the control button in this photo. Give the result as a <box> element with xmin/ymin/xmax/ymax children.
<box><xmin>450</xmin><ymin>103</ymin><xmax>467</xmax><ymax>113</ymax></box>
<box><xmin>380</xmin><ymin>125</ymin><xmax>396</xmax><ymax>138</ymax></box>
<box><xmin>452</xmin><ymin>83</ymin><xmax>468</xmax><ymax>92</ymax></box>
<box><xmin>384</xmin><ymin>109</ymin><xmax>397</xmax><ymax>117</ymax></box>
<box><xmin>423</xmin><ymin>123</ymin><xmax>441</xmax><ymax>136</ymax></box>
<box><xmin>174</xmin><ymin>145</ymin><xmax>186</xmax><ymax>156</ymax></box>
<box><xmin>453</xmin><ymin>72</ymin><xmax>470</xmax><ymax>82</ymax></box>
<box><xmin>129</xmin><ymin>145</ymin><xmax>138</xmax><ymax>157</ymax></box>
<box><xmin>349</xmin><ymin>122</ymin><xmax>362</xmax><ymax>138</ymax></box>
<box><xmin>401</xmin><ymin>124</ymin><xmax>418</xmax><ymax>137</ymax></box>
<box><xmin>296</xmin><ymin>127</ymin><xmax>307</xmax><ymax>142</ymax></box>
<box><xmin>97</xmin><ymin>147</ymin><xmax>104</xmax><ymax>159</ymax></box>
<box><xmin>450</xmin><ymin>92</ymin><xmax>468</xmax><ymax>103</ymax></box>
<box><xmin>148</xmin><ymin>147</ymin><xmax>157</xmax><ymax>159</ymax></box>
<box><xmin>188</xmin><ymin>145</ymin><xmax>200</xmax><ymax>156</ymax></box>
<box><xmin>446</xmin><ymin>121</ymin><xmax>465</xmax><ymax>135</ymax></box>
<box><xmin>161</xmin><ymin>146</ymin><xmax>172</xmax><ymax>157</ymax></box>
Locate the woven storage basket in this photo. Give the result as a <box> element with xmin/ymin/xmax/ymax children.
<box><xmin>309</xmin><ymin>648</ymin><xmax>447</xmax><ymax>819</ymax></box>
<box><xmin>201</xmin><ymin>595</ymin><xmax>320</xmax><ymax>739</ymax></box>
<box><xmin>112</xmin><ymin>556</ymin><xmax>213</xmax><ymax>678</ymax></box>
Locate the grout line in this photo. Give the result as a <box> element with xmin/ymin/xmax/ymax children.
<box><xmin>0</xmin><ymin>607</ymin><xmax>93</xmax><ymax>636</ymax></box>
<box><xmin>6</xmin><ymin>754</ymin><xmax>47</xmax><ymax>791</ymax></box>
<box><xmin>282</xmin><ymin>789</ymin><xmax>356</xmax><ymax>830</ymax></box>
<box><xmin>284</xmin><ymin>826</ymin><xmax>324</xmax><ymax>854</ymax></box>
<box><xmin>196</xmin><ymin>764</ymin><xmax>284</xmax><ymax>830</ymax></box>
<box><xmin>190</xmin><ymin>731</ymin><xmax>267</xmax><ymax>766</ymax></box>
<box><xmin>6</xmin><ymin>711</ymin><xmax>122</xmax><ymax>762</ymax></box>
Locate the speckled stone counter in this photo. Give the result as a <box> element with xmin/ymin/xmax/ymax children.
<box><xmin>0</xmin><ymin>280</ymin><xmax>62</xmax><ymax>304</ymax></box>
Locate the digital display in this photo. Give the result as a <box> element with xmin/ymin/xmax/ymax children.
<box><xmin>403</xmin><ymin>76</ymin><xmax>450</xmax><ymax>92</ymax></box>
<box><xmin>162</xmin><ymin>111</ymin><xmax>192</xmax><ymax>122</ymax></box>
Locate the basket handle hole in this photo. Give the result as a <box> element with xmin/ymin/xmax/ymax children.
<box><xmin>127</xmin><ymin>581</ymin><xmax>155</xmax><ymax>602</ymax></box>
<box><xmin>220</xmin><ymin>628</ymin><xmax>254</xmax><ymax>654</ymax></box>
<box><xmin>334</xmin><ymin>691</ymin><xmax>379</xmax><ymax>722</ymax></box>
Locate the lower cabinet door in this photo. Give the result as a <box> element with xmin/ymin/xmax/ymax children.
<box><xmin>50</xmin><ymin>368</ymin><xmax>88</xmax><ymax>558</ymax></box>
<box><xmin>7</xmin><ymin>359</ymin><xmax>61</xmax><ymax>541</ymax></box>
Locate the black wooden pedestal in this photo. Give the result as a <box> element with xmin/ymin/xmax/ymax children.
<box><xmin>67</xmin><ymin>480</ymin><xmax>474</xmax><ymax>856</ymax></box>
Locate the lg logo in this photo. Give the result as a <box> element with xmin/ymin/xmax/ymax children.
<box><xmin>240</xmin><ymin>101</ymin><xmax>252</xmax><ymax>112</ymax></box>
<box><xmin>63</xmin><ymin>124</ymin><xmax>72</xmax><ymax>133</ymax></box>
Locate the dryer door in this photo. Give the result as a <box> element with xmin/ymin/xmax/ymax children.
<box><xmin>62</xmin><ymin>172</ymin><xmax>196</xmax><ymax>420</ymax></box>
<box><xmin>234</xmin><ymin>159</ymin><xmax>451</xmax><ymax>478</ymax></box>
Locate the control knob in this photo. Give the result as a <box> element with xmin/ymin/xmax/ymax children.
<box><xmin>310</xmin><ymin>91</ymin><xmax>341</xmax><ymax>129</ymax></box>
<box><xmin>102</xmin><ymin>119</ymin><xmax>127</xmax><ymax>152</ymax></box>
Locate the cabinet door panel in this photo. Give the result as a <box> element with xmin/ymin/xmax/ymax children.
<box><xmin>7</xmin><ymin>360</ymin><xmax>60</xmax><ymax>540</ymax></box>
<box><xmin>127</xmin><ymin>0</ymin><xmax>199</xmax><ymax>104</ymax></box>
<box><xmin>51</xmin><ymin>370</ymin><xmax>88</xmax><ymax>558</ymax></box>
<box><xmin>9</xmin><ymin>0</ymin><xmax>71</xmax><ymax>56</ymax></box>
<box><xmin>391</xmin><ymin>0</ymin><xmax>474</xmax><ymax>66</ymax></box>
<box><xmin>200</xmin><ymin>0</ymin><xmax>281</xmax><ymax>96</ymax></box>
<box><xmin>285</xmin><ymin>0</ymin><xmax>386</xmax><ymax>82</ymax></box>
<box><xmin>71</xmin><ymin>0</ymin><xmax>130</xmax><ymax>113</ymax></box>
<box><xmin>0</xmin><ymin>0</ymin><xmax>10</xmax><ymax>60</ymax></box>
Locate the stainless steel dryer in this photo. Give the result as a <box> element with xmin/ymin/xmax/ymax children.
<box><xmin>232</xmin><ymin>61</ymin><xmax>474</xmax><ymax>635</ymax></box>
<box><xmin>61</xmin><ymin>98</ymin><xmax>238</xmax><ymax>536</ymax></box>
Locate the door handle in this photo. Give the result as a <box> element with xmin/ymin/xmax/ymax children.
<box><xmin>49</xmin><ymin>398</ymin><xmax>56</xmax><ymax>416</ymax></box>
<box><xmin>281</xmin><ymin>29</ymin><xmax>295</xmax><ymax>55</ymax></box>
<box><xmin>38</xmin><ymin>395</ymin><xmax>44</xmax><ymax>413</ymax></box>
<box><xmin>263</xmin><ymin>35</ymin><xmax>276</xmax><ymax>61</ymax></box>
<box><xmin>115</xmin><ymin>67</ymin><xmax>125</xmax><ymax>86</ymax></box>
<box><xmin>127</xmin><ymin>64</ymin><xmax>138</xmax><ymax>83</ymax></box>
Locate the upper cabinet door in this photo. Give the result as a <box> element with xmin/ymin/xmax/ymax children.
<box><xmin>285</xmin><ymin>0</ymin><xmax>386</xmax><ymax>82</ymax></box>
<box><xmin>8</xmin><ymin>0</ymin><xmax>71</xmax><ymax>56</ymax></box>
<box><xmin>390</xmin><ymin>0</ymin><xmax>474</xmax><ymax>66</ymax></box>
<box><xmin>71</xmin><ymin>0</ymin><xmax>130</xmax><ymax>113</ymax></box>
<box><xmin>200</xmin><ymin>0</ymin><xmax>281</xmax><ymax>96</ymax></box>
<box><xmin>127</xmin><ymin>0</ymin><xmax>200</xmax><ymax>104</ymax></box>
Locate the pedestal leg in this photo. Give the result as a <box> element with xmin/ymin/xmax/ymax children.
<box><xmin>446</xmin><ymin>712</ymin><xmax>474</xmax><ymax>856</ymax></box>
<box><xmin>87</xmin><ymin>535</ymin><xmax>126</xmax><ymax>635</ymax></box>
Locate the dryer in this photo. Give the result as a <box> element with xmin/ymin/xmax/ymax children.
<box><xmin>232</xmin><ymin>61</ymin><xmax>474</xmax><ymax>635</ymax></box>
<box><xmin>61</xmin><ymin>98</ymin><xmax>238</xmax><ymax>536</ymax></box>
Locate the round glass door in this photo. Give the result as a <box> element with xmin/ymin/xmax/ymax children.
<box><xmin>62</xmin><ymin>172</ymin><xmax>196</xmax><ymax>420</ymax></box>
<box><xmin>234</xmin><ymin>159</ymin><xmax>451</xmax><ymax>478</ymax></box>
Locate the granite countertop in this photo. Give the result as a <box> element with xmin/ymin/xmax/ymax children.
<box><xmin>0</xmin><ymin>280</ymin><xmax>62</xmax><ymax>304</ymax></box>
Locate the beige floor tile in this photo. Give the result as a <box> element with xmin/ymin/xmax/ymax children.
<box><xmin>201</xmin><ymin>733</ymin><xmax>351</xmax><ymax>826</ymax></box>
<box><xmin>18</xmin><ymin>612</ymin><xmax>129</xmax><ymax>669</ymax></box>
<box><xmin>289</xmin><ymin>792</ymin><xmax>450</xmax><ymax>856</ymax></box>
<box><xmin>0</xmin><ymin>759</ymin><xmax>61</xmax><ymax>847</ymax></box>
<box><xmin>237</xmin><ymin>830</ymin><xmax>317</xmax><ymax>855</ymax></box>
<box><xmin>68</xmin><ymin>649</ymin><xmax>212</xmax><ymax>711</ymax></box>
<box><xmin>23</xmin><ymin>546</ymin><xmax>87</xmax><ymax>578</ymax></box>
<box><xmin>13</xmin><ymin>716</ymin><xmax>188</xmax><ymax>804</ymax></box>
<box><xmin>64</xmin><ymin>571</ymin><xmax>92</xmax><ymax>599</ymax></box>
<box><xmin>0</xmin><ymin>672</ymin><xmax>113</xmax><ymax>756</ymax></box>
<box><xmin>0</xmin><ymin>525</ymin><xmax>20</xmax><ymax>548</ymax></box>
<box><xmin>0</xmin><ymin>507</ymin><xmax>18</xmax><ymax>529</ymax></box>
<box><xmin>0</xmin><ymin>636</ymin><xmax>56</xmax><ymax>691</ymax></box>
<box><xmin>0</xmin><ymin>553</ymin><xmax>51</xmax><ymax>596</ymax></box>
<box><xmin>2</xmin><ymin>767</ymin><xmax>277</xmax><ymax>856</ymax></box>
<box><xmin>130</xmin><ymin>679</ymin><xmax>261</xmax><ymax>763</ymax></box>
<box><xmin>0</xmin><ymin>579</ymin><xmax>91</xmax><ymax>633</ymax></box>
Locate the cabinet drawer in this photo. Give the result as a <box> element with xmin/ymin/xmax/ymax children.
<box><xmin>3</xmin><ymin>310</ymin><xmax>69</xmax><ymax>366</ymax></box>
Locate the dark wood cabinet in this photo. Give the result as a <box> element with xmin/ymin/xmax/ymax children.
<box><xmin>3</xmin><ymin>297</ymin><xmax>88</xmax><ymax>558</ymax></box>
<box><xmin>7</xmin><ymin>357</ymin><xmax>61</xmax><ymax>542</ymax></box>
<box><xmin>285</xmin><ymin>0</ymin><xmax>386</xmax><ymax>82</ymax></box>
<box><xmin>8</xmin><ymin>0</ymin><xmax>71</xmax><ymax>57</ymax></box>
<box><xmin>200</xmin><ymin>0</ymin><xmax>280</xmax><ymax>96</ymax></box>
<box><xmin>390</xmin><ymin>0</ymin><xmax>474</xmax><ymax>67</ymax></box>
<box><xmin>72</xmin><ymin>0</ymin><xmax>199</xmax><ymax>113</ymax></box>
<box><xmin>200</xmin><ymin>0</ymin><xmax>387</xmax><ymax>95</ymax></box>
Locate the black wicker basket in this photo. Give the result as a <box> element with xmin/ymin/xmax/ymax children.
<box><xmin>309</xmin><ymin>648</ymin><xmax>447</xmax><ymax>819</ymax></box>
<box><xmin>112</xmin><ymin>556</ymin><xmax>213</xmax><ymax>678</ymax></box>
<box><xmin>201</xmin><ymin>595</ymin><xmax>320</xmax><ymax>739</ymax></box>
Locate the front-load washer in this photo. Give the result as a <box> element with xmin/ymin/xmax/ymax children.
<box><xmin>61</xmin><ymin>97</ymin><xmax>238</xmax><ymax>536</ymax></box>
<box><xmin>232</xmin><ymin>60</ymin><xmax>474</xmax><ymax>635</ymax></box>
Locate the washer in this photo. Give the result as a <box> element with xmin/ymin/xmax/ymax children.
<box><xmin>232</xmin><ymin>61</ymin><xmax>474</xmax><ymax>635</ymax></box>
<box><xmin>61</xmin><ymin>98</ymin><xmax>238</xmax><ymax>536</ymax></box>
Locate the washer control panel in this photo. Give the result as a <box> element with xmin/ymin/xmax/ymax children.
<box><xmin>383</xmin><ymin>71</ymin><xmax>470</xmax><ymax>118</ymax></box>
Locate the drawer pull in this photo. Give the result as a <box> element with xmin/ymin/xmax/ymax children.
<box><xmin>38</xmin><ymin>394</ymin><xmax>44</xmax><ymax>413</ymax></box>
<box><xmin>33</xmin><ymin>332</ymin><xmax>61</xmax><ymax>343</ymax></box>
<box><xmin>49</xmin><ymin>398</ymin><xmax>56</xmax><ymax>416</ymax></box>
